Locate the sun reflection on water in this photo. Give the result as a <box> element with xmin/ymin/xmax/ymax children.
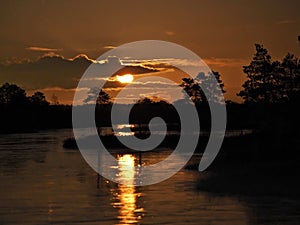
<box><xmin>112</xmin><ymin>154</ymin><xmax>144</xmax><ymax>225</ymax></box>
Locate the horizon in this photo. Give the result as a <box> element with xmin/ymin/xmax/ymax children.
<box><xmin>2</xmin><ymin>47</ymin><xmax>300</xmax><ymax>105</ymax></box>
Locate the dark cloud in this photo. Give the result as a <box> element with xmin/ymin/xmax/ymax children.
<box><xmin>0</xmin><ymin>54</ymin><xmax>93</xmax><ymax>89</ymax></box>
<box><xmin>0</xmin><ymin>54</ymin><xmax>158</xmax><ymax>91</ymax></box>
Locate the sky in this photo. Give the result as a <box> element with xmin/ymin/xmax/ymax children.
<box><xmin>0</xmin><ymin>0</ymin><xmax>300</xmax><ymax>104</ymax></box>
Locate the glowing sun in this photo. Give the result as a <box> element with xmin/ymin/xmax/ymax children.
<box><xmin>116</xmin><ymin>74</ymin><xmax>134</xmax><ymax>83</ymax></box>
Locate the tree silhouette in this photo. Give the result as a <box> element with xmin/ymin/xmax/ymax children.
<box><xmin>238</xmin><ymin>44</ymin><xmax>270</xmax><ymax>103</ymax></box>
<box><xmin>29</xmin><ymin>91</ymin><xmax>49</xmax><ymax>106</ymax></box>
<box><xmin>180</xmin><ymin>71</ymin><xmax>226</xmax><ymax>104</ymax></box>
<box><xmin>129</xmin><ymin>96</ymin><xmax>178</xmax><ymax>127</ymax></box>
<box><xmin>281</xmin><ymin>53</ymin><xmax>300</xmax><ymax>101</ymax></box>
<box><xmin>0</xmin><ymin>83</ymin><xmax>28</xmax><ymax>106</ymax></box>
<box><xmin>238</xmin><ymin>44</ymin><xmax>300</xmax><ymax>104</ymax></box>
<box><xmin>136</xmin><ymin>96</ymin><xmax>169</xmax><ymax>105</ymax></box>
<box><xmin>197</xmin><ymin>71</ymin><xmax>226</xmax><ymax>104</ymax></box>
<box><xmin>180</xmin><ymin>77</ymin><xmax>203</xmax><ymax>103</ymax></box>
<box><xmin>84</xmin><ymin>87</ymin><xmax>111</xmax><ymax>105</ymax></box>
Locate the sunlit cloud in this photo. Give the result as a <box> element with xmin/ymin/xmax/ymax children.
<box><xmin>103</xmin><ymin>87</ymin><xmax>123</xmax><ymax>92</ymax></box>
<box><xmin>38</xmin><ymin>86</ymin><xmax>85</xmax><ymax>92</ymax></box>
<box><xmin>39</xmin><ymin>52</ymin><xmax>63</xmax><ymax>58</ymax></box>
<box><xmin>26</xmin><ymin>46</ymin><xmax>61</xmax><ymax>52</ymax></box>
<box><xmin>1</xmin><ymin>53</ymin><xmax>248</xmax><ymax>104</ymax></box>
<box><xmin>82</xmin><ymin>77</ymin><xmax>111</xmax><ymax>81</ymax></box>
<box><xmin>103</xmin><ymin>45</ymin><xmax>117</xmax><ymax>49</ymax></box>
<box><xmin>38</xmin><ymin>52</ymin><xmax>99</xmax><ymax>63</ymax></box>
<box><xmin>132</xmin><ymin>80</ymin><xmax>177</xmax><ymax>86</ymax></box>
<box><xmin>121</xmin><ymin>58</ymin><xmax>202</xmax><ymax>69</ymax></box>
<box><xmin>165</xmin><ymin>31</ymin><xmax>175</xmax><ymax>36</ymax></box>
<box><xmin>70</xmin><ymin>54</ymin><xmax>98</xmax><ymax>63</ymax></box>
<box><xmin>121</xmin><ymin>57</ymin><xmax>249</xmax><ymax>70</ymax></box>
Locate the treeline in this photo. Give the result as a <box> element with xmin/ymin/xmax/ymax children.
<box><xmin>1</xmin><ymin>44</ymin><xmax>299</xmax><ymax>134</ymax></box>
<box><xmin>238</xmin><ymin>44</ymin><xmax>300</xmax><ymax>104</ymax></box>
<box><xmin>234</xmin><ymin>44</ymin><xmax>300</xmax><ymax>135</ymax></box>
<box><xmin>180</xmin><ymin>44</ymin><xmax>300</xmax><ymax>133</ymax></box>
<box><xmin>195</xmin><ymin>45</ymin><xmax>300</xmax><ymax>195</ymax></box>
<box><xmin>0</xmin><ymin>83</ymin><xmax>72</xmax><ymax>133</ymax></box>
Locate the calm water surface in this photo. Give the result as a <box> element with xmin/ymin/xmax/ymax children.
<box><xmin>0</xmin><ymin>130</ymin><xmax>299</xmax><ymax>225</ymax></box>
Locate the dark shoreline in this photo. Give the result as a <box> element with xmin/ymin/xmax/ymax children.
<box><xmin>195</xmin><ymin>133</ymin><xmax>300</xmax><ymax>197</ymax></box>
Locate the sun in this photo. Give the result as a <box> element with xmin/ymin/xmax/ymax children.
<box><xmin>116</xmin><ymin>74</ymin><xmax>134</xmax><ymax>83</ymax></box>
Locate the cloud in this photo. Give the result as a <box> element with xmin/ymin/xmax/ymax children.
<box><xmin>26</xmin><ymin>46</ymin><xmax>61</xmax><ymax>52</ymax></box>
<box><xmin>103</xmin><ymin>81</ymin><xmax>176</xmax><ymax>91</ymax></box>
<box><xmin>0</xmin><ymin>54</ymin><xmax>160</xmax><ymax>103</ymax></box>
<box><xmin>70</xmin><ymin>54</ymin><xmax>98</xmax><ymax>63</ymax></box>
<box><xmin>1</xmin><ymin>53</ymin><xmax>247</xmax><ymax>104</ymax></box>
<box><xmin>277</xmin><ymin>20</ymin><xmax>296</xmax><ymax>25</ymax></box>
<box><xmin>0</xmin><ymin>54</ymin><xmax>93</xmax><ymax>90</ymax></box>
<box><xmin>165</xmin><ymin>31</ymin><xmax>175</xmax><ymax>36</ymax></box>
<box><xmin>122</xmin><ymin>58</ymin><xmax>202</xmax><ymax>69</ymax></box>
<box><xmin>112</xmin><ymin>84</ymin><xmax>183</xmax><ymax>104</ymax></box>
<box><xmin>39</xmin><ymin>86</ymin><xmax>80</xmax><ymax>92</ymax></box>
<box><xmin>39</xmin><ymin>52</ymin><xmax>62</xmax><ymax>58</ymax></box>
<box><xmin>103</xmin><ymin>45</ymin><xmax>116</xmax><ymax>49</ymax></box>
<box><xmin>132</xmin><ymin>80</ymin><xmax>177</xmax><ymax>88</ymax></box>
<box><xmin>203</xmin><ymin>57</ymin><xmax>249</xmax><ymax>68</ymax></box>
<box><xmin>123</xmin><ymin>57</ymin><xmax>249</xmax><ymax>70</ymax></box>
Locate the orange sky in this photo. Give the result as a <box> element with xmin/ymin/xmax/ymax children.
<box><xmin>0</xmin><ymin>0</ymin><xmax>300</xmax><ymax>103</ymax></box>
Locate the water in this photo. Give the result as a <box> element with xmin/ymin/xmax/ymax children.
<box><xmin>0</xmin><ymin>130</ymin><xmax>299</xmax><ymax>225</ymax></box>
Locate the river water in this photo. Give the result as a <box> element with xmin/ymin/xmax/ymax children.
<box><xmin>0</xmin><ymin>129</ymin><xmax>299</xmax><ymax>224</ymax></box>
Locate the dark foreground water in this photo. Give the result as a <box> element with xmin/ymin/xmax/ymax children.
<box><xmin>0</xmin><ymin>130</ymin><xmax>299</xmax><ymax>225</ymax></box>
